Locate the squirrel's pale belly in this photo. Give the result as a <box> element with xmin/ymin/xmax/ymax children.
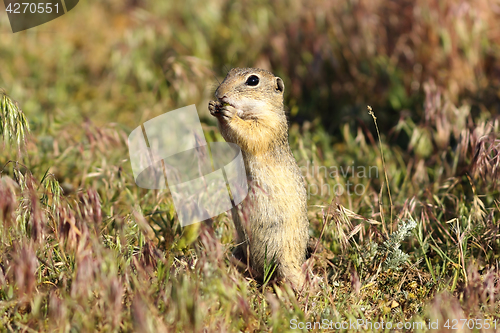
<box><xmin>234</xmin><ymin>153</ymin><xmax>309</xmax><ymax>276</ymax></box>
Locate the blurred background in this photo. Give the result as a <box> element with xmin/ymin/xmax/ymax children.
<box><xmin>2</xmin><ymin>0</ymin><xmax>499</xmax><ymax>135</ymax></box>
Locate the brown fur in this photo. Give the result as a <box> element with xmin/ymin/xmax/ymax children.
<box><xmin>208</xmin><ymin>68</ymin><xmax>309</xmax><ymax>288</ymax></box>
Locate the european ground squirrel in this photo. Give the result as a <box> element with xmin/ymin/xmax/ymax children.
<box><xmin>209</xmin><ymin>68</ymin><xmax>309</xmax><ymax>288</ymax></box>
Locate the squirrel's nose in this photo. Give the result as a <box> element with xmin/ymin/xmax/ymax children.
<box><xmin>218</xmin><ymin>95</ymin><xmax>229</xmax><ymax>103</ymax></box>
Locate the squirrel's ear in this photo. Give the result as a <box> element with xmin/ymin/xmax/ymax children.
<box><xmin>275</xmin><ymin>77</ymin><xmax>285</xmax><ymax>94</ymax></box>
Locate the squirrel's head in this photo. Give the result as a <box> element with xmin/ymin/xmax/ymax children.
<box><xmin>215</xmin><ymin>68</ymin><xmax>285</xmax><ymax>118</ymax></box>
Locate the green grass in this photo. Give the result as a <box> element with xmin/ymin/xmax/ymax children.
<box><xmin>1</xmin><ymin>0</ymin><xmax>500</xmax><ymax>331</ymax></box>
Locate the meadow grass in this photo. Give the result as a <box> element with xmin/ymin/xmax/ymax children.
<box><xmin>1</xmin><ymin>0</ymin><xmax>499</xmax><ymax>332</ymax></box>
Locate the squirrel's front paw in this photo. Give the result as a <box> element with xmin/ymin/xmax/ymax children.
<box><xmin>219</xmin><ymin>104</ymin><xmax>237</xmax><ymax>120</ymax></box>
<box><xmin>208</xmin><ymin>100</ymin><xmax>221</xmax><ymax>116</ymax></box>
<box><xmin>208</xmin><ymin>100</ymin><xmax>236</xmax><ymax>121</ymax></box>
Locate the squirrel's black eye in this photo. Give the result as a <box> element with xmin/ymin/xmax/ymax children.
<box><xmin>245</xmin><ymin>75</ymin><xmax>260</xmax><ymax>86</ymax></box>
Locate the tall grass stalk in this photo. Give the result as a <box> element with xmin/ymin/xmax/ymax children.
<box><xmin>368</xmin><ymin>105</ymin><xmax>393</xmax><ymax>232</ymax></box>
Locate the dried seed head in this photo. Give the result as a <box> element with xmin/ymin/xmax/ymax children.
<box><xmin>58</xmin><ymin>203</ymin><xmax>85</xmax><ymax>249</ymax></box>
<box><xmin>0</xmin><ymin>176</ymin><xmax>18</xmax><ymax>227</ymax></box>
<box><xmin>78</xmin><ymin>189</ymin><xmax>102</xmax><ymax>233</ymax></box>
<box><xmin>11</xmin><ymin>244</ymin><xmax>38</xmax><ymax>297</ymax></box>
